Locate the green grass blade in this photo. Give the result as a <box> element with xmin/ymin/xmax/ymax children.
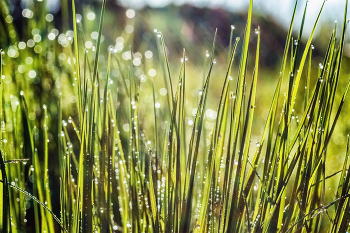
<box><xmin>226</xmin><ymin>0</ymin><xmax>254</xmax><ymax>231</ymax></box>
<box><xmin>0</xmin><ymin>150</ymin><xmax>9</xmax><ymax>233</ymax></box>
<box><xmin>0</xmin><ymin>180</ymin><xmax>68</xmax><ymax>232</ymax></box>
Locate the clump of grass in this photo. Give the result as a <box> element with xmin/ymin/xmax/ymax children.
<box><xmin>0</xmin><ymin>0</ymin><xmax>350</xmax><ymax>232</ymax></box>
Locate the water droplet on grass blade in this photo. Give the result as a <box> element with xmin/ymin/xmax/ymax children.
<box><xmin>255</xmin><ymin>28</ymin><xmax>260</xmax><ymax>34</ymax></box>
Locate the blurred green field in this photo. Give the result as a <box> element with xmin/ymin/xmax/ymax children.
<box><xmin>0</xmin><ymin>0</ymin><xmax>350</xmax><ymax>232</ymax></box>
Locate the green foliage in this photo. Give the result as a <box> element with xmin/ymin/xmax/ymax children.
<box><xmin>0</xmin><ymin>0</ymin><xmax>349</xmax><ymax>232</ymax></box>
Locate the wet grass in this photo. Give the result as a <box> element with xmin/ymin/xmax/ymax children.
<box><xmin>1</xmin><ymin>0</ymin><xmax>350</xmax><ymax>232</ymax></box>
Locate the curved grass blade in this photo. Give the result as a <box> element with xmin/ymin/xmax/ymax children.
<box><xmin>3</xmin><ymin>159</ymin><xmax>29</xmax><ymax>164</ymax></box>
<box><xmin>0</xmin><ymin>180</ymin><xmax>68</xmax><ymax>233</ymax></box>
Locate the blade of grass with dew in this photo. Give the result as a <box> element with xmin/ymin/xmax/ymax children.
<box><xmin>249</xmin><ymin>1</ymin><xmax>299</xmax><ymax>229</ymax></box>
<box><xmin>239</xmin><ymin>25</ymin><xmax>260</xmax><ymax>211</ymax></box>
<box><xmin>0</xmin><ymin>180</ymin><xmax>68</xmax><ymax>232</ymax></box>
<box><xmin>148</xmin><ymin>159</ymin><xmax>158</xmax><ymax>228</ymax></box>
<box><xmin>73</xmin><ymin>0</ymin><xmax>106</xmax><ymax>231</ymax></box>
<box><xmin>153</xmin><ymin>35</ymin><xmax>183</xmax><ymax>232</ymax></box>
<box><xmin>62</xmin><ymin>123</ymin><xmax>79</xmax><ymax>168</ymax></box>
<box><xmin>171</xmin><ymin>50</ymin><xmax>186</xmax><ymax>233</ymax></box>
<box><xmin>0</xmin><ymin>150</ymin><xmax>9</xmax><ymax>233</ymax></box>
<box><xmin>281</xmin><ymin>73</ymin><xmax>327</xmax><ymax>231</ymax></box>
<box><xmin>20</xmin><ymin>93</ymin><xmax>41</xmax><ymax>233</ymax></box>
<box><xmin>109</xmin><ymin>92</ymin><xmax>129</xmax><ymax>233</ymax></box>
<box><xmin>171</xmin><ymin>53</ymin><xmax>186</xmax><ymax>232</ymax></box>
<box><xmin>150</xmin><ymin>81</ymin><xmax>161</xmax><ymax>232</ymax></box>
<box><xmin>318</xmin><ymin>26</ymin><xmax>338</xmax><ymax>209</ymax></box>
<box><xmin>307</xmin><ymin>0</ymin><xmax>348</xmax><ymax>198</ymax></box>
<box><xmin>0</xmin><ymin>51</ymin><xmax>6</xmax><ymax>232</ymax></box>
<box><xmin>307</xmin><ymin>30</ymin><xmax>338</xmax><ymax>231</ymax></box>
<box><xmin>232</xmin><ymin>35</ymin><xmax>260</xmax><ymax>231</ymax></box>
<box><xmin>179</xmin><ymin>49</ymin><xmax>187</xmax><ymax>204</ymax></box>
<box><xmin>227</xmin><ymin>30</ymin><xmax>260</xmax><ymax>230</ymax></box>
<box><xmin>268</xmin><ymin>2</ymin><xmax>309</xmax><ymax>230</ymax></box>
<box><xmin>43</xmin><ymin>104</ymin><xmax>55</xmax><ymax>232</ymax></box>
<box><xmin>99</xmin><ymin>49</ymin><xmax>112</xmax><ymax>232</ymax></box>
<box><xmin>72</xmin><ymin>0</ymin><xmax>82</xmax><ymax>123</ymax></box>
<box><xmin>2</xmin><ymin>159</ymin><xmax>29</xmax><ymax>164</ymax></box>
<box><xmin>73</xmin><ymin>53</ymin><xmax>89</xmax><ymax>233</ymax></box>
<box><xmin>217</xmin><ymin>32</ymin><xmax>238</xmax><ymax>231</ymax></box>
<box><xmin>181</xmin><ymin>29</ymin><xmax>217</xmax><ymax>233</ymax></box>
<box><xmin>157</xmin><ymin>32</ymin><xmax>175</xmax><ymax>117</ymax></box>
<box><xmin>261</xmin><ymin>1</ymin><xmax>327</xmax><ymax>231</ymax></box>
<box><xmin>264</xmin><ymin>82</ymin><xmax>322</xmax><ymax>232</ymax></box>
<box><xmin>226</xmin><ymin>0</ymin><xmax>253</xmax><ymax>231</ymax></box>
<box><xmin>191</xmin><ymin>30</ymin><xmax>231</xmax><ymax>233</ymax></box>
<box><xmin>289</xmin><ymin>0</ymin><xmax>326</xmax><ymax>120</ymax></box>
<box><xmin>285</xmin><ymin>193</ymin><xmax>350</xmax><ymax>233</ymax></box>
<box><xmin>218</xmin><ymin>96</ymin><xmax>236</xmax><ymax>233</ymax></box>
<box><xmin>331</xmin><ymin>135</ymin><xmax>350</xmax><ymax>232</ymax></box>
<box><xmin>113</xmin><ymin>54</ymin><xmax>130</xmax><ymax>100</ymax></box>
<box><xmin>336</xmin><ymin>144</ymin><xmax>350</xmax><ymax>232</ymax></box>
<box><xmin>283</xmin><ymin>32</ymin><xmax>334</xmax><ymax>228</ymax></box>
<box><xmin>68</xmin><ymin>116</ymin><xmax>82</xmax><ymax>143</ymax></box>
<box><xmin>211</xmin><ymin>89</ymin><xmax>229</xmax><ymax>231</ymax></box>
<box><xmin>33</xmin><ymin>145</ymin><xmax>50</xmax><ymax>232</ymax></box>
<box><xmin>195</xmin><ymin>33</ymin><xmax>240</xmax><ymax>233</ymax></box>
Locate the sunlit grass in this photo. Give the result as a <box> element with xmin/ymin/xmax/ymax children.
<box><xmin>0</xmin><ymin>0</ymin><xmax>350</xmax><ymax>232</ymax></box>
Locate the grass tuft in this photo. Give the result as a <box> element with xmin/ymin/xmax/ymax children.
<box><xmin>0</xmin><ymin>0</ymin><xmax>349</xmax><ymax>232</ymax></box>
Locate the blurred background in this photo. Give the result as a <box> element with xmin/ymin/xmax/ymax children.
<box><xmin>0</xmin><ymin>0</ymin><xmax>349</xmax><ymax>231</ymax></box>
<box><xmin>6</xmin><ymin>0</ymin><xmax>350</xmax><ymax>60</ymax></box>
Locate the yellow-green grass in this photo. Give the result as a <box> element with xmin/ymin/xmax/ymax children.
<box><xmin>0</xmin><ymin>0</ymin><xmax>350</xmax><ymax>232</ymax></box>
